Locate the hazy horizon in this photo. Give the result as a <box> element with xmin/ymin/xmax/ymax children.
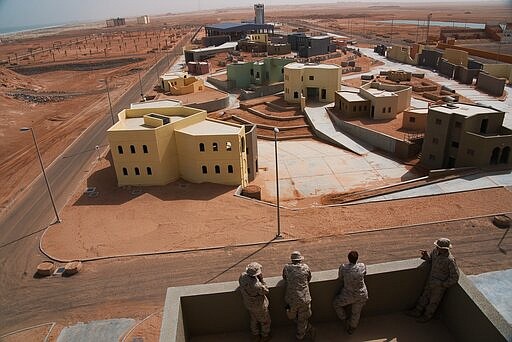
<box><xmin>0</xmin><ymin>0</ymin><xmax>508</xmax><ymax>31</ymax></box>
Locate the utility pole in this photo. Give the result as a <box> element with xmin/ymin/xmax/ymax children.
<box><xmin>426</xmin><ymin>13</ymin><xmax>433</xmax><ymax>45</ymax></box>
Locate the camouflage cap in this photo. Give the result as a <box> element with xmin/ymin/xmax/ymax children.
<box><xmin>290</xmin><ymin>251</ymin><xmax>304</xmax><ymax>261</ymax></box>
<box><xmin>434</xmin><ymin>238</ymin><xmax>452</xmax><ymax>249</ymax></box>
<box><xmin>246</xmin><ymin>262</ymin><xmax>262</xmax><ymax>277</ymax></box>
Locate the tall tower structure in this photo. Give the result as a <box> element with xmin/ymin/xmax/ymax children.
<box><xmin>254</xmin><ymin>4</ymin><xmax>265</xmax><ymax>25</ymax></box>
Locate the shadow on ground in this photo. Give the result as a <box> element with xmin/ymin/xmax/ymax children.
<box><xmin>73</xmin><ymin>152</ymin><xmax>236</xmax><ymax>206</ymax></box>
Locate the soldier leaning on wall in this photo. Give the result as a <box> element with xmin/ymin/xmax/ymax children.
<box><xmin>282</xmin><ymin>251</ymin><xmax>316</xmax><ymax>341</ymax></box>
<box><xmin>406</xmin><ymin>238</ymin><xmax>460</xmax><ymax>323</ymax></box>
<box><xmin>239</xmin><ymin>262</ymin><xmax>272</xmax><ymax>342</ymax></box>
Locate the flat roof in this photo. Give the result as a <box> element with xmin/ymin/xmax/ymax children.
<box><xmin>365</xmin><ymin>87</ymin><xmax>397</xmax><ymax>97</ymax></box>
<box><xmin>176</xmin><ymin>120</ymin><xmax>241</xmax><ymax>136</ymax></box>
<box><xmin>114</xmin><ymin>115</ymin><xmax>185</xmax><ymax>131</ymax></box>
<box><xmin>205</xmin><ymin>22</ymin><xmax>274</xmax><ymax>31</ymax></box>
<box><xmin>130</xmin><ymin>100</ymin><xmax>181</xmax><ymax>109</ymax></box>
<box><xmin>336</xmin><ymin>91</ymin><xmax>367</xmax><ymax>102</ymax></box>
<box><xmin>285</xmin><ymin>62</ymin><xmax>340</xmax><ymax>70</ymax></box>
<box><xmin>310</xmin><ymin>35</ymin><xmax>331</xmax><ymax>40</ymax></box>
<box><xmin>432</xmin><ymin>103</ymin><xmax>502</xmax><ymax>117</ymax></box>
<box><xmin>186</xmin><ymin>41</ymin><xmax>238</xmax><ymax>53</ymax></box>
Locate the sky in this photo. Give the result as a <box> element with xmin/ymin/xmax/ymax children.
<box><xmin>0</xmin><ymin>0</ymin><xmax>504</xmax><ymax>30</ymax></box>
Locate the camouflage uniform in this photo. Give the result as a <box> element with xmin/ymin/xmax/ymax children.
<box><xmin>415</xmin><ymin>247</ymin><xmax>459</xmax><ymax>319</ymax></box>
<box><xmin>239</xmin><ymin>268</ymin><xmax>271</xmax><ymax>339</ymax></box>
<box><xmin>333</xmin><ymin>262</ymin><xmax>368</xmax><ymax>329</ymax></box>
<box><xmin>282</xmin><ymin>258</ymin><xmax>313</xmax><ymax>340</ymax></box>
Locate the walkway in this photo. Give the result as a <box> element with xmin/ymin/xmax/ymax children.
<box><xmin>304</xmin><ymin>105</ymin><xmax>370</xmax><ymax>155</ymax></box>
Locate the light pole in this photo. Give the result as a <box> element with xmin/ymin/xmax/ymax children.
<box><xmin>138</xmin><ymin>72</ymin><xmax>145</xmax><ymax>102</ymax></box>
<box><xmin>104</xmin><ymin>79</ymin><xmax>115</xmax><ymax>125</ymax></box>
<box><xmin>273</xmin><ymin>127</ymin><xmax>282</xmax><ymax>239</ymax></box>
<box><xmin>426</xmin><ymin>13</ymin><xmax>432</xmax><ymax>45</ymax></box>
<box><xmin>20</xmin><ymin>127</ymin><xmax>61</xmax><ymax>223</ymax></box>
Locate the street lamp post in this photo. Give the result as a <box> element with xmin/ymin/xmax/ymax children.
<box><xmin>104</xmin><ymin>79</ymin><xmax>115</xmax><ymax>125</ymax></box>
<box><xmin>273</xmin><ymin>127</ymin><xmax>282</xmax><ymax>239</ymax></box>
<box><xmin>20</xmin><ymin>127</ymin><xmax>61</xmax><ymax>223</ymax></box>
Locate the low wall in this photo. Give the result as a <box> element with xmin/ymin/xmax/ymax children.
<box><xmin>160</xmin><ymin>259</ymin><xmax>512</xmax><ymax>341</ymax></box>
<box><xmin>438</xmin><ymin>59</ymin><xmax>456</xmax><ymax>79</ymax></box>
<box><xmin>239</xmin><ymin>83</ymin><xmax>284</xmax><ymax>100</ymax></box>
<box><xmin>454</xmin><ymin>65</ymin><xmax>480</xmax><ymax>85</ymax></box>
<box><xmin>437</xmin><ymin>42</ymin><xmax>512</xmax><ymax>64</ymax></box>
<box><xmin>418</xmin><ymin>49</ymin><xmax>442</xmax><ymax>68</ymax></box>
<box><xmin>206</xmin><ymin>76</ymin><xmax>232</xmax><ymax>92</ymax></box>
<box><xmin>187</xmin><ymin>95</ymin><xmax>230</xmax><ymax>112</ymax></box>
<box><xmin>476</xmin><ymin>72</ymin><xmax>506</xmax><ymax>97</ymax></box>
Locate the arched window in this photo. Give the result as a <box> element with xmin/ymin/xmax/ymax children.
<box><xmin>130</xmin><ymin>145</ymin><xmax>136</xmax><ymax>154</ymax></box>
<box><xmin>294</xmin><ymin>91</ymin><xmax>299</xmax><ymax>99</ymax></box>
<box><xmin>490</xmin><ymin>147</ymin><xmax>500</xmax><ymax>165</ymax></box>
<box><xmin>226</xmin><ymin>142</ymin><xmax>232</xmax><ymax>151</ymax></box>
<box><xmin>199</xmin><ymin>143</ymin><xmax>205</xmax><ymax>152</ymax></box>
<box><xmin>213</xmin><ymin>142</ymin><xmax>218</xmax><ymax>151</ymax></box>
<box><xmin>500</xmin><ymin>146</ymin><xmax>510</xmax><ymax>164</ymax></box>
<box><xmin>143</xmin><ymin>145</ymin><xmax>148</xmax><ymax>153</ymax></box>
<box><xmin>122</xmin><ymin>167</ymin><xmax>128</xmax><ymax>175</ymax></box>
<box><xmin>147</xmin><ymin>167</ymin><xmax>152</xmax><ymax>175</ymax></box>
<box><xmin>228</xmin><ymin>165</ymin><xmax>233</xmax><ymax>173</ymax></box>
<box><xmin>215</xmin><ymin>165</ymin><xmax>220</xmax><ymax>174</ymax></box>
<box><xmin>118</xmin><ymin>146</ymin><xmax>124</xmax><ymax>154</ymax></box>
<box><xmin>202</xmin><ymin>165</ymin><xmax>207</xmax><ymax>174</ymax></box>
<box><xmin>134</xmin><ymin>167</ymin><xmax>140</xmax><ymax>175</ymax></box>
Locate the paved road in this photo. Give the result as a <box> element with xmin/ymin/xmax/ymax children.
<box><xmin>0</xmin><ymin>31</ymin><xmax>193</xmax><ymax>335</ymax></box>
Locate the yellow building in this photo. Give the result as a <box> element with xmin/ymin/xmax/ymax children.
<box><xmin>159</xmin><ymin>72</ymin><xmax>204</xmax><ymax>95</ymax></box>
<box><xmin>107</xmin><ymin>105</ymin><xmax>258</xmax><ymax>187</ymax></box>
<box><xmin>247</xmin><ymin>33</ymin><xmax>268</xmax><ymax>43</ymax></box>
<box><xmin>284</xmin><ymin>62</ymin><xmax>341</xmax><ymax>104</ymax></box>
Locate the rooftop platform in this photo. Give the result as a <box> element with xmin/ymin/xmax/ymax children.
<box><xmin>160</xmin><ymin>259</ymin><xmax>511</xmax><ymax>342</ymax></box>
<box><xmin>431</xmin><ymin>103</ymin><xmax>503</xmax><ymax>117</ymax></box>
<box><xmin>176</xmin><ymin>119</ymin><xmax>241</xmax><ymax>135</ymax></box>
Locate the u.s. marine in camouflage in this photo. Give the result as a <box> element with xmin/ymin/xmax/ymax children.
<box><xmin>333</xmin><ymin>251</ymin><xmax>368</xmax><ymax>335</ymax></box>
<box><xmin>239</xmin><ymin>262</ymin><xmax>271</xmax><ymax>342</ymax></box>
<box><xmin>407</xmin><ymin>238</ymin><xmax>459</xmax><ymax>322</ymax></box>
<box><xmin>282</xmin><ymin>251</ymin><xmax>315</xmax><ymax>341</ymax></box>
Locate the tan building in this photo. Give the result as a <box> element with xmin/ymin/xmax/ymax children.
<box><xmin>402</xmin><ymin>108</ymin><xmax>429</xmax><ymax>132</ymax></box>
<box><xmin>442</xmin><ymin>48</ymin><xmax>468</xmax><ymax>67</ymax></box>
<box><xmin>421</xmin><ymin>103</ymin><xmax>512</xmax><ymax>169</ymax></box>
<box><xmin>159</xmin><ymin>72</ymin><xmax>204</xmax><ymax>95</ymax></box>
<box><xmin>247</xmin><ymin>33</ymin><xmax>268</xmax><ymax>43</ymax></box>
<box><xmin>335</xmin><ymin>81</ymin><xmax>411</xmax><ymax>120</ymax></box>
<box><xmin>137</xmin><ymin>15</ymin><xmax>150</xmax><ymax>25</ymax></box>
<box><xmin>284</xmin><ymin>62</ymin><xmax>341</xmax><ymax>104</ymax></box>
<box><xmin>107</xmin><ymin>105</ymin><xmax>258</xmax><ymax>187</ymax></box>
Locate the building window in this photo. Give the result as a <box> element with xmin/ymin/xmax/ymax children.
<box><xmin>134</xmin><ymin>167</ymin><xmax>140</xmax><ymax>175</ymax></box>
<box><xmin>451</xmin><ymin>141</ymin><xmax>459</xmax><ymax>148</ymax></box>
<box><xmin>202</xmin><ymin>165</ymin><xmax>207</xmax><ymax>174</ymax></box>
<box><xmin>353</xmin><ymin>106</ymin><xmax>356</xmax><ymax>112</ymax></box>
<box><xmin>309</xmin><ymin>75</ymin><xmax>314</xmax><ymax>80</ymax></box>
<box><xmin>241</xmin><ymin>137</ymin><xmax>245</xmax><ymax>151</ymax></box>
<box><xmin>480</xmin><ymin>118</ymin><xmax>488</xmax><ymax>134</ymax></box>
<box><xmin>118</xmin><ymin>146</ymin><xmax>124</xmax><ymax>154</ymax></box>
<box><xmin>358</xmin><ymin>105</ymin><xmax>362</xmax><ymax>112</ymax></box>
<box><xmin>143</xmin><ymin>145</ymin><xmax>148</xmax><ymax>153</ymax></box>
<box><xmin>130</xmin><ymin>145</ymin><xmax>136</xmax><ymax>154</ymax></box>
<box><xmin>199</xmin><ymin>143</ymin><xmax>205</xmax><ymax>152</ymax></box>
<box><xmin>429</xmin><ymin>154</ymin><xmax>436</xmax><ymax>160</ymax></box>
<box><xmin>213</xmin><ymin>142</ymin><xmax>218</xmax><ymax>151</ymax></box>
<box><xmin>388</xmin><ymin>107</ymin><xmax>391</xmax><ymax>113</ymax></box>
<box><xmin>122</xmin><ymin>167</ymin><xmax>128</xmax><ymax>175</ymax></box>
<box><xmin>228</xmin><ymin>165</ymin><xmax>234</xmax><ymax>173</ymax></box>
<box><xmin>321</xmin><ymin>89</ymin><xmax>326</xmax><ymax>99</ymax></box>
<box><xmin>435</xmin><ymin>118</ymin><xmax>442</xmax><ymax>125</ymax></box>
<box><xmin>294</xmin><ymin>91</ymin><xmax>299</xmax><ymax>99</ymax></box>
<box><xmin>467</xmin><ymin>149</ymin><xmax>475</xmax><ymax>156</ymax></box>
<box><xmin>226</xmin><ymin>142</ymin><xmax>232</xmax><ymax>151</ymax></box>
<box><xmin>455</xmin><ymin>121</ymin><xmax>462</xmax><ymax>128</ymax></box>
<box><xmin>382</xmin><ymin>107</ymin><xmax>386</xmax><ymax>113</ymax></box>
<box><xmin>248</xmin><ymin>167</ymin><xmax>250</xmax><ymax>174</ymax></box>
<box><xmin>147</xmin><ymin>167</ymin><xmax>152</xmax><ymax>175</ymax></box>
<box><xmin>409</xmin><ymin>117</ymin><xmax>416</xmax><ymax>123</ymax></box>
<box><xmin>432</xmin><ymin>137</ymin><xmax>439</xmax><ymax>144</ymax></box>
<box><xmin>281</xmin><ymin>68</ymin><xmax>284</xmax><ymax>74</ymax></box>
<box><xmin>250</xmin><ymin>69</ymin><xmax>254</xmax><ymax>76</ymax></box>
<box><xmin>215</xmin><ymin>165</ymin><xmax>220</xmax><ymax>174</ymax></box>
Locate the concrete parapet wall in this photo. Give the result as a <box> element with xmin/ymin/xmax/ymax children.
<box><xmin>418</xmin><ymin>49</ymin><xmax>442</xmax><ymax>68</ymax></box>
<box><xmin>186</xmin><ymin>95</ymin><xmax>230</xmax><ymax>112</ymax></box>
<box><xmin>239</xmin><ymin>83</ymin><xmax>284</xmax><ymax>100</ymax></box>
<box><xmin>206</xmin><ymin>76</ymin><xmax>232</xmax><ymax>92</ymax></box>
<box><xmin>482</xmin><ymin>64</ymin><xmax>512</xmax><ymax>83</ymax></box>
<box><xmin>160</xmin><ymin>259</ymin><xmax>512</xmax><ymax>341</ymax></box>
<box><xmin>454</xmin><ymin>65</ymin><xmax>480</xmax><ymax>85</ymax></box>
<box><xmin>437</xmin><ymin>42</ymin><xmax>512</xmax><ymax>64</ymax></box>
<box><xmin>438</xmin><ymin>59</ymin><xmax>456</xmax><ymax>79</ymax></box>
<box><xmin>476</xmin><ymin>72</ymin><xmax>506</xmax><ymax>97</ymax></box>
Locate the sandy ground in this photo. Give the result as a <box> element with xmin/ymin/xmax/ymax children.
<box><xmin>41</xmin><ymin>152</ymin><xmax>512</xmax><ymax>261</ymax></box>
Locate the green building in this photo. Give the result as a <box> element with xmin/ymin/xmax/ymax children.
<box><xmin>227</xmin><ymin>57</ymin><xmax>294</xmax><ymax>89</ymax></box>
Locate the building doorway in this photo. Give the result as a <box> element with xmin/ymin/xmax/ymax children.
<box><xmin>306</xmin><ymin>87</ymin><xmax>319</xmax><ymax>102</ymax></box>
<box><xmin>490</xmin><ymin>147</ymin><xmax>500</xmax><ymax>165</ymax></box>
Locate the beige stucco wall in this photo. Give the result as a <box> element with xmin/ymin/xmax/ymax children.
<box><xmin>402</xmin><ymin>109</ymin><xmax>428</xmax><ymax>132</ymax></box>
<box><xmin>482</xmin><ymin>64</ymin><xmax>512</xmax><ymax>82</ymax></box>
<box><xmin>284</xmin><ymin>63</ymin><xmax>341</xmax><ymax>104</ymax></box>
<box><xmin>108</xmin><ymin>107</ymin><xmax>251</xmax><ymax>187</ymax></box>
<box><xmin>248</xmin><ymin>33</ymin><xmax>268</xmax><ymax>43</ymax></box>
<box><xmin>386</xmin><ymin>45</ymin><xmax>418</xmax><ymax>65</ymax></box>
<box><xmin>443</xmin><ymin>48</ymin><xmax>468</xmax><ymax>67</ymax></box>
